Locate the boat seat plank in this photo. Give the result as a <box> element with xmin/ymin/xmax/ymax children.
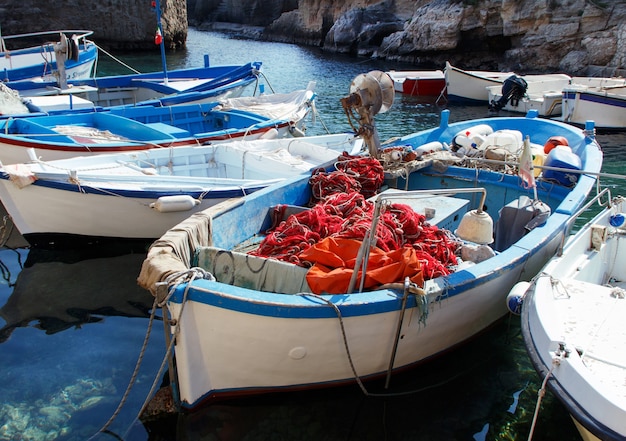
<box><xmin>194</xmin><ymin>246</ymin><xmax>311</xmax><ymax>294</ymax></box>
<box><xmin>144</xmin><ymin>122</ymin><xmax>192</xmax><ymax>138</ymax></box>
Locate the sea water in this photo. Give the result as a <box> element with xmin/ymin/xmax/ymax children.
<box><xmin>1</xmin><ymin>28</ymin><xmax>625</xmax><ymax>440</ymax></box>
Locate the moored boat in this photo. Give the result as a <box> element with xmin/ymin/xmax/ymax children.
<box><xmin>386</xmin><ymin>69</ymin><xmax>446</xmax><ymax>97</ymax></box>
<box><xmin>0</xmin><ymin>30</ymin><xmax>97</xmax><ymax>84</ymax></box>
<box><xmin>137</xmin><ymin>71</ymin><xmax>602</xmax><ymax>409</ymax></box>
<box><xmin>445</xmin><ymin>61</ymin><xmax>572</xmax><ymax>104</ymax></box>
<box><xmin>519</xmin><ymin>191</ymin><xmax>626</xmax><ymax>441</ymax></box>
<box><xmin>561</xmin><ymin>77</ymin><xmax>626</xmax><ymax>130</ymax></box>
<box><xmin>0</xmin><ymin>87</ymin><xmax>316</xmax><ymax>164</ymax></box>
<box><xmin>487</xmin><ymin>75</ymin><xmax>572</xmax><ymax>116</ymax></box>
<box><xmin>5</xmin><ymin>61</ymin><xmax>263</xmax><ymax>113</ymax></box>
<box><xmin>0</xmin><ymin>133</ymin><xmax>363</xmax><ymax>247</ymax></box>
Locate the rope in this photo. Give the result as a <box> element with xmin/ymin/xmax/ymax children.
<box><xmin>86</xmin><ymin>268</ymin><xmax>214</xmax><ymax>440</ymax></box>
<box><xmin>94</xmin><ymin>43</ymin><xmax>141</xmax><ymax>74</ymax></box>
<box><xmin>527</xmin><ymin>357</ymin><xmax>561</xmax><ymax>441</ymax></box>
<box><xmin>86</xmin><ymin>296</ymin><xmax>159</xmax><ymax>440</ymax></box>
<box><xmin>299</xmin><ymin>286</ymin><xmax>449</xmax><ymax>399</ymax></box>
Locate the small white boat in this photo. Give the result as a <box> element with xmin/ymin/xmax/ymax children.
<box><xmin>0</xmin><ymin>30</ymin><xmax>97</xmax><ymax>84</ymax></box>
<box><xmin>519</xmin><ymin>191</ymin><xmax>626</xmax><ymax>441</ymax></box>
<box><xmin>487</xmin><ymin>75</ymin><xmax>572</xmax><ymax>116</ymax></box>
<box><xmin>445</xmin><ymin>61</ymin><xmax>572</xmax><ymax>104</ymax></box>
<box><xmin>445</xmin><ymin>61</ymin><xmax>514</xmax><ymax>103</ymax></box>
<box><xmin>561</xmin><ymin>77</ymin><xmax>626</xmax><ymax>130</ymax></box>
<box><xmin>386</xmin><ymin>70</ymin><xmax>446</xmax><ymax>97</ymax></box>
<box><xmin>0</xmin><ymin>133</ymin><xmax>363</xmax><ymax>247</ymax></box>
<box><xmin>137</xmin><ymin>71</ymin><xmax>602</xmax><ymax>409</ymax></box>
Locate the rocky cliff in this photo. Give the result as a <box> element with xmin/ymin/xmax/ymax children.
<box><xmin>2</xmin><ymin>0</ymin><xmax>624</xmax><ymax>74</ymax></box>
<box><xmin>0</xmin><ymin>0</ymin><xmax>187</xmax><ymax>51</ymax></box>
<box><xmin>192</xmin><ymin>0</ymin><xmax>626</xmax><ymax>74</ymax></box>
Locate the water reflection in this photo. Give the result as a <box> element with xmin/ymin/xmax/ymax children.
<box><xmin>0</xmin><ymin>251</ymin><xmax>154</xmax><ymax>343</ymax></box>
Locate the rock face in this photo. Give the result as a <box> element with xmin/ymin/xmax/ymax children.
<box><xmin>0</xmin><ymin>0</ymin><xmax>187</xmax><ymax>51</ymax></box>
<box><xmin>1</xmin><ymin>0</ymin><xmax>624</xmax><ymax>73</ymax></box>
<box><xmin>194</xmin><ymin>0</ymin><xmax>626</xmax><ymax>74</ymax></box>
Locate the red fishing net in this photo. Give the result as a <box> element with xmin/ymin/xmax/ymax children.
<box><xmin>250</xmin><ymin>155</ymin><xmax>460</xmax><ymax>292</ymax></box>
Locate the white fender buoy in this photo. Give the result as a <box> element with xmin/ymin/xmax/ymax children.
<box><xmin>507</xmin><ymin>281</ymin><xmax>530</xmax><ymax>315</ymax></box>
<box><xmin>150</xmin><ymin>195</ymin><xmax>200</xmax><ymax>213</ymax></box>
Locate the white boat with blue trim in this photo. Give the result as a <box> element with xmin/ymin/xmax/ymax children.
<box><xmin>0</xmin><ymin>30</ymin><xmax>97</xmax><ymax>83</ymax></box>
<box><xmin>0</xmin><ymin>86</ymin><xmax>316</xmax><ymax>164</ymax></box>
<box><xmin>0</xmin><ymin>133</ymin><xmax>362</xmax><ymax>247</ymax></box>
<box><xmin>137</xmin><ymin>71</ymin><xmax>603</xmax><ymax>409</ymax></box>
<box><xmin>519</xmin><ymin>191</ymin><xmax>626</xmax><ymax>441</ymax></box>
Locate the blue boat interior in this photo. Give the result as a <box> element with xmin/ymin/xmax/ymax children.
<box><xmin>0</xmin><ymin>102</ymin><xmax>275</xmax><ymax>144</ymax></box>
<box><xmin>178</xmin><ymin>112</ymin><xmax>598</xmax><ymax>296</ymax></box>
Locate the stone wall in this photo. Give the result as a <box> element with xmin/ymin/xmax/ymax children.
<box><xmin>0</xmin><ymin>0</ymin><xmax>187</xmax><ymax>51</ymax></box>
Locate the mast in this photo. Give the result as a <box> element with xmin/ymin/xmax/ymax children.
<box><xmin>153</xmin><ymin>0</ymin><xmax>168</xmax><ymax>84</ymax></box>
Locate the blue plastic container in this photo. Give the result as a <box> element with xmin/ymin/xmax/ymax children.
<box><xmin>542</xmin><ymin>147</ymin><xmax>582</xmax><ymax>186</ymax></box>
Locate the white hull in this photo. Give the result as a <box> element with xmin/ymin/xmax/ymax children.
<box><xmin>486</xmin><ymin>77</ymin><xmax>571</xmax><ymax>116</ymax></box>
<box><xmin>446</xmin><ymin>61</ymin><xmax>573</xmax><ymax>105</ymax></box>
<box><xmin>522</xmin><ymin>195</ymin><xmax>626</xmax><ymax>440</ymax></box>
<box><xmin>0</xmin><ymin>134</ymin><xmax>361</xmax><ymax>241</ymax></box>
<box><xmin>138</xmin><ymin>110</ymin><xmax>602</xmax><ymax>408</ymax></box>
<box><xmin>561</xmin><ymin>83</ymin><xmax>626</xmax><ymax>130</ymax></box>
<box><xmin>445</xmin><ymin>61</ymin><xmax>512</xmax><ymax>103</ymax></box>
<box><xmin>0</xmin><ymin>30</ymin><xmax>97</xmax><ymax>83</ymax></box>
<box><xmin>170</xmin><ymin>254</ymin><xmax>545</xmax><ymax>405</ymax></box>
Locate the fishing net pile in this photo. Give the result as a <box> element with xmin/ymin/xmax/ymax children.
<box><xmin>250</xmin><ymin>153</ymin><xmax>461</xmax><ymax>293</ymax></box>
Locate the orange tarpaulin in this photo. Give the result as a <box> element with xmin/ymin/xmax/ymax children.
<box><xmin>299</xmin><ymin>237</ymin><xmax>425</xmax><ymax>294</ymax></box>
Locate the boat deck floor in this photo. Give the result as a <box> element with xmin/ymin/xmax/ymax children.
<box><xmin>558</xmin><ymin>278</ymin><xmax>626</xmax><ymax>399</ymax></box>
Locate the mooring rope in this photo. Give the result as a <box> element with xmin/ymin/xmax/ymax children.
<box><xmin>299</xmin><ymin>284</ymin><xmax>457</xmax><ymax>399</ymax></box>
<box><xmin>86</xmin><ymin>268</ymin><xmax>213</xmax><ymax>440</ymax></box>
<box><xmin>86</xmin><ymin>296</ymin><xmax>158</xmax><ymax>441</ymax></box>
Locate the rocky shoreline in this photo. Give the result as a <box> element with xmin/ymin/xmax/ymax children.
<box><xmin>2</xmin><ymin>0</ymin><xmax>625</xmax><ymax>74</ymax></box>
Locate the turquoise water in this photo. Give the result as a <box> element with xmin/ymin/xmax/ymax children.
<box><xmin>0</xmin><ymin>28</ymin><xmax>624</xmax><ymax>440</ymax></box>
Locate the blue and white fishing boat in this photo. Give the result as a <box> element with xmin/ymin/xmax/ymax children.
<box><xmin>0</xmin><ymin>133</ymin><xmax>362</xmax><ymax>247</ymax></box>
<box><xmin>0</xmin><ymin>86</ymin><xmax>316</xmax><ymax>164</ymax></box>
<box><xmin>137</xmin><ymin>71</ymin><xmax>603</xmax><ymax>409</ymax></box>
<box><xmin>5</xmin><ymin>61</ymin><xmax>263</xmax><ymax>113</ymax></box>
<box><xmin>519</xmin><ymin>191</ymin><xmax>626</xmax><ymax>441</ymax></box>
<box><xmin>0</xmin><ymin>29</ymin><xmax>97</xmax><ymax>83</ymax></box>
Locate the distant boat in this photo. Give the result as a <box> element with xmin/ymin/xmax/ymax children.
<box><xmin>445</xmin><ymin>61</ymin><xmax>572</xmax><ymax>105</ymax></box>
<box><xmin>386</xmin><ymin>70</ymin><xmax>446</xmax><ymax>97</ymax></box>
<box><xmin>0</xmin><ymin>86</ymin><xmax>316</xmax><ymax>164</ymax></box>
<box><xmin>0</xmin><ymin>30</ymin><xmax>97</xmax><ymax>84</ymax></box>
<box><xmin>519</xmin><ymin>191</ymin><xmax>626</xmax><ymax>441</ymax></box>
<box><xmin>561</xmin><ymin>77</ymin><xmax>626</xmax><ymax>130</ymax></box>
<box><xmin>486</xmin><ymin>75</ymin><xmax>571</xmax><ymax>116</ymax></box>
<box><xmin>136</xmin><ymin>72</ymin><xmax>602</xmax><ymax>409</ymax></box>
<box><xmin>0</xmin><ymin>133</ymin><xmax>363</xmax><ymax>247</ymax></box>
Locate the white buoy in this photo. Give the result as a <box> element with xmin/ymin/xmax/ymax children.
<box><xmin>150</xmin><ymin>195</ymin><xmax>200</xmax><ymax>213</ymax></box>
<box><xmin>507</xmin><ymin>281</ymin><xmax>530</xmax><ymax>315</ymax></box>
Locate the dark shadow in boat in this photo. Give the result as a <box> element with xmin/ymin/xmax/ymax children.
<box><xmin>0</xmin><ymin>251</ymin><xmax>155</xmax><ymax>343</ymax></box>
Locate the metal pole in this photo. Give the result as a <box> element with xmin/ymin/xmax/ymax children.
<box><xmin>154</xmin><ymin>0</ymin><xmax>168</xmax><ymax>84</ymax></box>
